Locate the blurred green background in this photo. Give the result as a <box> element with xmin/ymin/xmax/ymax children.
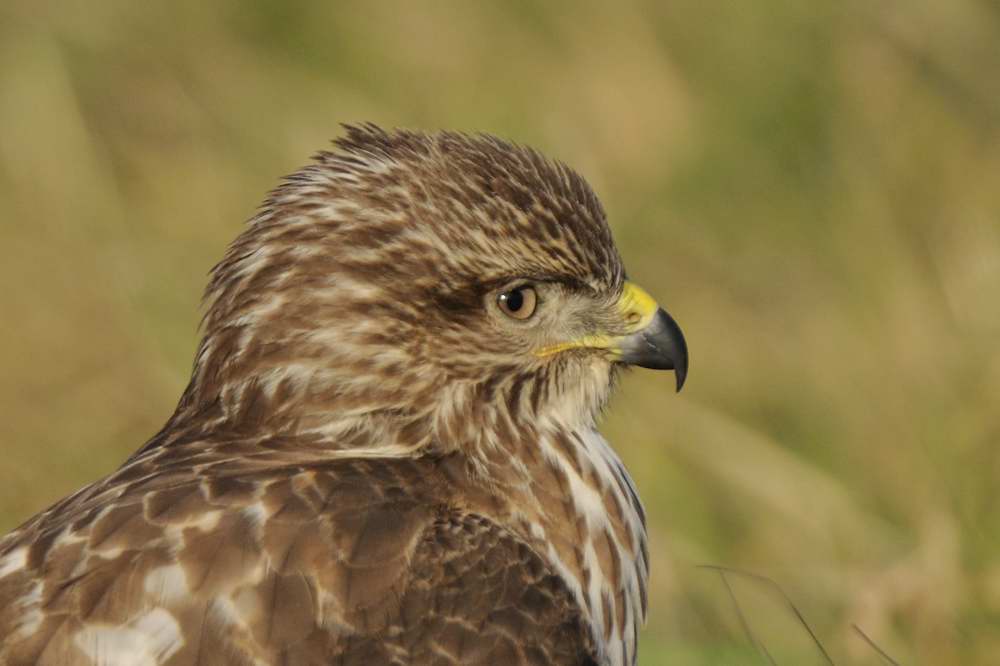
<box><xmin>1</xmin><ymin>2</ymin><xmax>999</xmax><ymax>663</ymax></box>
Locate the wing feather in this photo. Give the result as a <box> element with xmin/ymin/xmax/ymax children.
<box><xmin>0</xmin><ymin>455</ymin><xmax>597</xmax><ymax>665</ymax></box>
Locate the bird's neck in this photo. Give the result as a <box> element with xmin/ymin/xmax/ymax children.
<box><xmin>467</xmin><ymin>421</ymin><xmax>648</xmax><ymax>666</ymax></box>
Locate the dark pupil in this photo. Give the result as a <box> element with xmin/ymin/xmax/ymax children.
<box><xmin>504</xmin><ymin>289</ymin><xmax>524</xmax><ymax>312</ymax></box>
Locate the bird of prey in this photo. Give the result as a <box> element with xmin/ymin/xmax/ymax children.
<box><xmin>0</xmin><ymin>125</ymin><xmax>687</xmax><ymax>665</ymax></box>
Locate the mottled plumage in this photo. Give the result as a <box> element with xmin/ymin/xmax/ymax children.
<box><xmin>0</xmin><ymin>125</ymin><xmax>687</xmax><ymax>665</ymax></box>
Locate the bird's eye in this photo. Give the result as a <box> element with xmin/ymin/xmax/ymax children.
<box><xmin>497</xmin><ymin>285</ymin><xmax>538</xmax><ymax>320</ymax></box>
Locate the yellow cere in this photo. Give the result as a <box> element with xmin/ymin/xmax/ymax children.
<box><xmin>617</xmin><ymin>281</ymin><xmax>659</xmax><ymax>332</ymax></box>
<box><xmin>535</xmin><ymin>281</ymin><xmax>660</xmax><ymax>358</ymax></box>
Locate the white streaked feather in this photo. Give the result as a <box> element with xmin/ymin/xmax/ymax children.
<box><xmin>9</xmin><ymin>580</ymin><xmax>43</xmax><ymax>639</ymax></box>
<box><xmin>143</xmin><ymin>564</ymin><xmax>191</xmax><ymax>604</ymax></box>
<box><xmin>0</xmin><ymin>546</ymin><xmax>26</xmax><ymax>579</ymax></box>
<box><xmin>75</xmin><ymin>609</ymin><xmax>183</xmax><ymax>666</ymax></box>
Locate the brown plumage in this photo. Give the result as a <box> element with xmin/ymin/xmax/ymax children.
<box><xmin>0</xmin><ymin>125</ymin><xmax>687</xmax><ymax>665</ymax></box>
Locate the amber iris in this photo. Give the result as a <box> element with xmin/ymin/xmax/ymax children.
<box><xmin>497</xmin><ymin>286</ymin><xmax>537</xmax><ymax>320</ymax></box>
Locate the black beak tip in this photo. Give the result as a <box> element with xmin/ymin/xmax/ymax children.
<box><xmin>668</xmin><ymin>317</ymin><xmax>688</xmax><ymax>393</ymax></box>
<box><xmin>624</xmin><ymin>307</ymin><xmax>689</xmax><ymax>391</ymax></box>
<box><xmin>650</xmin><ymin>307</ymin><xmax>687</xmax><ymax>393</ymax></box>
<box><xmin>674</xmin><ymin>358</ymin><xmax>687</xmax><ymax>392</ymax></box>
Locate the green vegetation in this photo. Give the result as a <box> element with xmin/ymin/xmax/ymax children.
<box><xmin>1</xmin><ymin>2</ymin><xmax>998</xmax><ymax>662</ymax></box>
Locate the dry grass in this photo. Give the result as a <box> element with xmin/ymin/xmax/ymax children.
<box><xmin>1</xmin><ymin>1</ymin><xmax>998</xmax><ymax>663</ymax></box>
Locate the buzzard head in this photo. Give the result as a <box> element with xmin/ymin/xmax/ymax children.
<box><xmin>180</xmin><ymin>125</ymin><xmax>687</xmax><ymax>457</ymax></box>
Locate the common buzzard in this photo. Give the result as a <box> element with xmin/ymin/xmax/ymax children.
<box><xmin>0</xmin><ymin>125</ymin><xmax>687</xmax><ymax>665</ymax></box>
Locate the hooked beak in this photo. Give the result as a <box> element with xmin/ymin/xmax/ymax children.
<box><xmin>536</xmin><ymin>281</ymin><xmax>689</xmax><ymax>392</ymax></box>
<box><xmin>613</xmin><ymin>282</ymin><xmax>688</xmax><ymax>391</ymax></box>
